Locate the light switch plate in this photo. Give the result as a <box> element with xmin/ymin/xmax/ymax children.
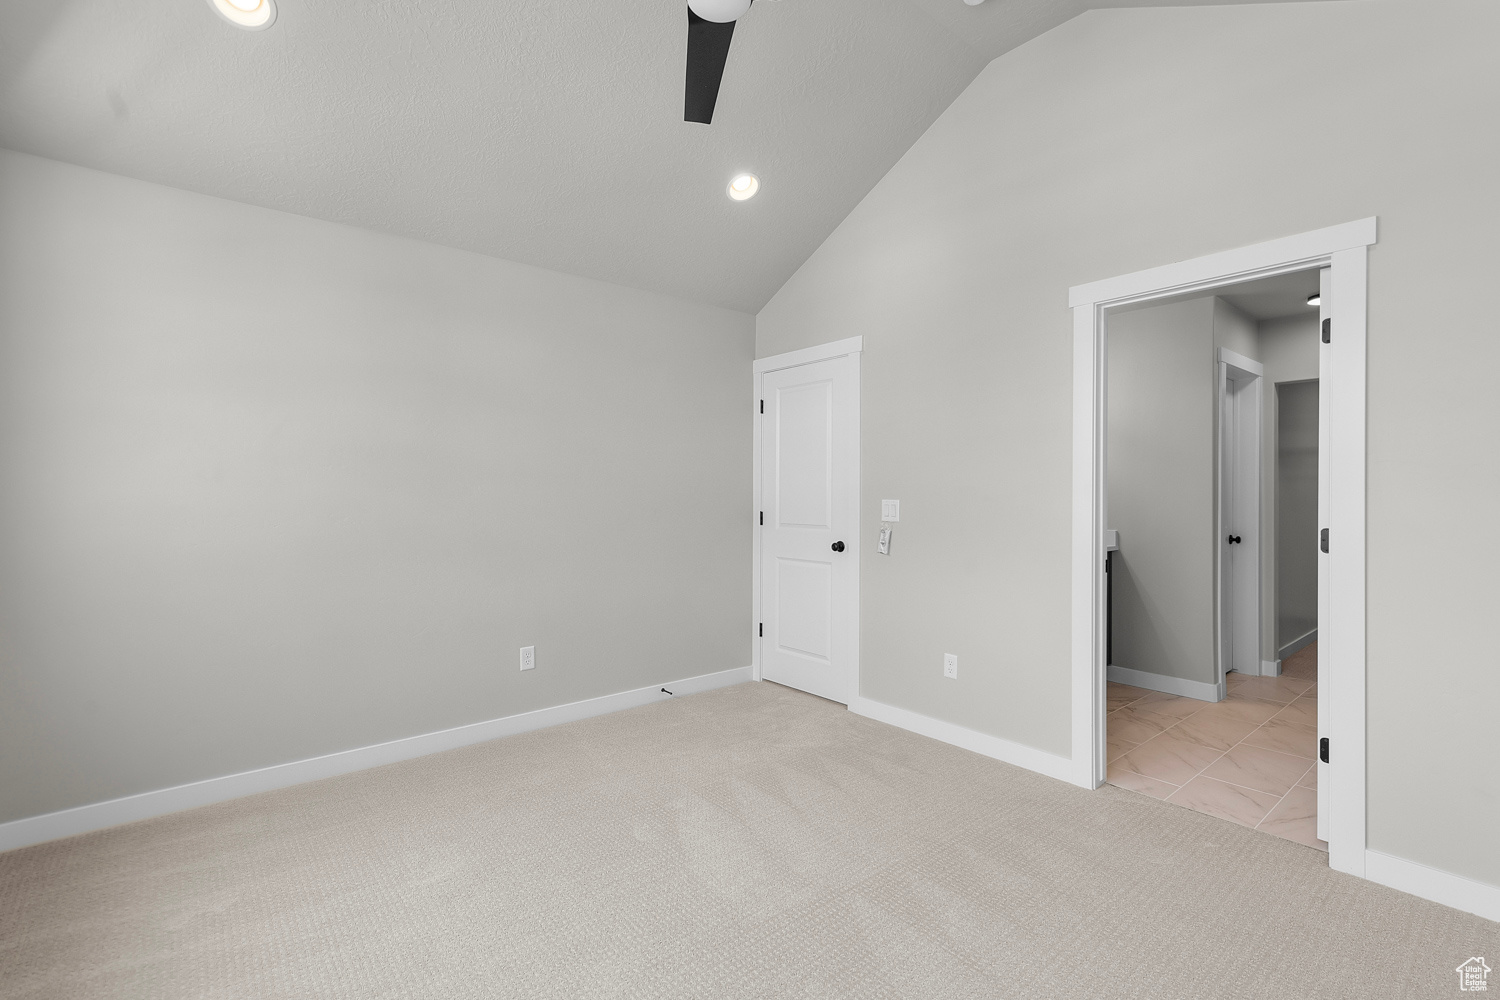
<box><xmin>881</xmin><ymin>499</ymin><xmax>899</xmax><ymax>522</ymax></box>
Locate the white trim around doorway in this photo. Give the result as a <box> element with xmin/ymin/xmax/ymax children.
<box><xmin>1067</xmin><ymin>218</ymin><xmax>1376</xmax><ymax>881</ymax></box>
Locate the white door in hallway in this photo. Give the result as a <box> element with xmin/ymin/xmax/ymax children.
<box><xmin>1218</xmin><ymin>349</ymin><xmax>1264</xmax><ymax>680</ymax></box>
<box><xmin>758</xmin><ymin>352</ymin><xmax>859</xmax><ymax>704</ymax></box>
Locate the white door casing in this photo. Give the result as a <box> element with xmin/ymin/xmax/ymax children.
<box><xmin>1069</xmin><ymin>218</ymin><xmax>1373</xmax><ymax>880</ymax></box>
<box><xmin>753</xmin><ymin>341</ymin><xmax>861</xmax><ymax>704</ymax></box>
<box><xmin>1316</xmin><ymin>265</ymin><xmax>1331</xmax><ymax>843</ymax></box>
<box><xmin>1218</xmin><ymin>348</ymin><xmax>1264</xmax><ymax>682</ymax></box>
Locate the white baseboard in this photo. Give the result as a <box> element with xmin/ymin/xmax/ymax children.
<box><xmin>1365</xmin><ymin>849</ymin><xmax>1500</xmax><ymax>923</ymax></box>
<box><xmin>1278</xmin><ymin>628</ymin><xmax>1318</xmax><ymax>660</ymax></box>
<box><xmin>0</xmin><ymin>665</ymin><xmax>753</xmax><ymax>854</ymax></box>
<box><xmin>1260</xmin><ymin>659</ymin><xmax>1282</xmax><ymax>677</ymax></box>
<box><xmin>1106</xmin><ymin>664</ymin><xmax>1221</xmax><ymax>702</ymax></box>
<box><xmin>848</xmin><ymin>696</ymin><xmax>1076</xmax><ymax>784</ymax></box>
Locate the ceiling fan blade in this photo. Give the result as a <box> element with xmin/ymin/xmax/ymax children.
<box><xmin>684</xmin><ymin>9</ymin><xmax>737</xmax><ymax>124</ymax></box>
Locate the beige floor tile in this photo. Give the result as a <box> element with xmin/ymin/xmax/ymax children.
<box><xmin>1242</xmin><ymin>717</ymin><xmax>1319</xmax><ymax>759</ymax></box>
<box><xmin>1258</xmin><ymin>786</ymin><xmax>1326</xmax><ymax>850</ymax></box>
<box><xmin>1280</xmin><ymin>656</ymin><xmax>1317</xmax><ymax>680</ymax></box>
<box><xmin>1107</xmin><ymin>734</ymin><xmax>1139</xmax><ymax>762</ymax></box>
<box><xmin>1166</xmin><ymin>711</ymin><xmax>1262</xmax><ymax>752</ymax></box>
<box><xmin>1116</xmin><ymin>733</ymin><xmax>1224</xmax><ymax>785</ymax></box>
<box><xmin>1272</xmin><ymin>697</ymin><xmax>1318</xmax><ymax>729</ymax></box>
<box><xmin>1280</xmin><ymin>643</ymin><xmax>1318</xmax><ymax>680</ymax></box>
<box><xmin>1202</xmin><ymin>743</ymin><xmax>1313</xmax><ymax>796</ymax></box>
<box><xmin>1128</xmin><ymin>691</ymin><xmax>1210</xmax><ymax>729</ymax></box>
<box><xmin>1188</xmin><ymin>697</ymin><xmax>1283</xmax><ymax>728</ymax></box>
<box><xmin>1227</xmin><ymin>673</ymin><xmax>1313</xmax><ymax>704</ymax></box>
<box><xmin>1297</xmin><ymin>764</ymin><xmax>1317</xmax><ymax>790</ymax></box>
<box><xmin>1107</xmin><ymin>682</ymin><xmax>1150</xmax><ymax>712</ymax></box>
<box><xmin>1167</xmin><ymin>776</ymin><xmax>1281</xmax><ymax>828</ymax></box>
<box><xmin>1109</xmin><ymin>706</ymin><xmax>1172</xmax><ymax>744</ymax></box>
<box><xmin>1106</xmin><ymin>764</ymin><xmax>1179</xmax><ymax>799</ymax></box>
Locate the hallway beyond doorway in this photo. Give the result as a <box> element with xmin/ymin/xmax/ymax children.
<box><xmin>1107</xmin><ymin>644</ymin><xmax>1323</xmax><ymax>850</ymax></box>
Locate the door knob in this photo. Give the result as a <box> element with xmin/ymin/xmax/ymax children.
<box><xmin>831</xmin><ymin>540</ymin><xmax>845</xmax><ymax>552</ymax></box>
<box><xmin>1228</xmin><ymin>535</ymin><xmax>1242</xmax><ymax>544</ymax></box>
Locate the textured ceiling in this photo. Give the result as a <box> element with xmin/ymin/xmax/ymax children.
<box><xmin>0</xmin><ymin>0</ymin><xmax>1321</xmax><ymax>312</ymax></box>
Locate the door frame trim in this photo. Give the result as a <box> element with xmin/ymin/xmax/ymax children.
<box><xmin>752</xmin><ymin>337</ymin><xmax>863</xmax><ymax>688</ymax></box>
<box><xmin>1068</xmin><ymin>218</ymin><xmax>1375</xmax><ymax>879</ymax></box>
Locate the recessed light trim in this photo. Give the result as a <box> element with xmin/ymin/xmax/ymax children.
<box><xmin>1307</xmin><ymin>293</ymin><xmax>1321</xmax><ymax>307</ymax></box>
<box><xmin>208</xmin><ymin>0</ymin><xmax>276</xmax><ymax>30</ymax></box>
<box><xmin>727</xmin><ymin>173</ymin><xmax>759</xmax><ymax>201</ymax></box>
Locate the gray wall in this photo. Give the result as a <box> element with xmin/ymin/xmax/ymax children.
<box><xmin>1212</xmin><ymin>297</ymin><xmax>1259</xmax><ymax>363</ymax></box>
<box><xmin>755</xmin><ymin>0</ymin><xmax>1500</xmax><ymax>887</ymax></box>
<box><xmin>0</xmin><ymin>149</ymin><xmax>754</xmax><ymax>825</ymax></box>
<box><xmin>1276</xmin><ymin>381</ymin><xmax>1320</xmax><ymax>652</ymax></box>
<box><xmin>1258</xmin><ymin>313</ymin><xmax>1322</xmax><ymax>658</ymax></box>
<box><xmin>1106</xmin><ymin>298</ymin><xmax>1216</xmax><ymax>686</ymax></box>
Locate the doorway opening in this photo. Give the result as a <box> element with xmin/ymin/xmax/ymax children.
<box><xmin>1069</xmin><ymin>219</ymin><xmax>1375</xmax><ymax>879</ymax></box>
<box><xmin>1100</xmin><ymin>269</ymin><xmax>1323</xmax><ymax>849</ymax></box>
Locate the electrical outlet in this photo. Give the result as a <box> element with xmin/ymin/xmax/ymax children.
<box><xmin>519</xmin><ymin>645</ymin><xmax>535</xmax><ymax>671</ymax></box>
<box><xmin>943</xmin><ymin>653</ymin><xmax>958</xmax><ymax>679</ymax></box>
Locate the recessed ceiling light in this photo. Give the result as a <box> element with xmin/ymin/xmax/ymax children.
<box><xmin>727</xmin><ymin>173</ymin><xmax>759</xmax><ymax>201</ymax></box>
<box><xmin>208</xmin><ymin>0</ymin><xmax>276</xmax><ymax>30</ymax></box>
<box><xmin>1307</xmin><ymin>293</ymin><xmax>1321</xmax><ymax>307</ymax></box>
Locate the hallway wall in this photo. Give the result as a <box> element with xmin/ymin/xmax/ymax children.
<box><xmin>1106</xmin><ymin>298</ymin><xmax>1216</xmax><ymax>688</ymax></box>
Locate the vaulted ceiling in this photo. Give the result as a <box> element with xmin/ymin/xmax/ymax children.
<box><xmin>0</xmin><ymin>0</ymin><xmax>1317</xmax><ymax>312</ymax></box>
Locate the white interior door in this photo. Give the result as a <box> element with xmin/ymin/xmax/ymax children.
<box><xmin>1218</xmin><ymin>351</ymin><xmax>1263</xmax><ymax>679</ymax></box>
<box><xmin>759</xmin><ymin>353</ymin><xmax>859</xmax><ymax>704</ymax></box>
<box><xmin>1316</xmin><ymin>266</ymin><xmax>1330</xmax><ymax>842</ymax></box>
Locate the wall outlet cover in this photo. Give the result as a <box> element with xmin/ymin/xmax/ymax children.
<box><xmin>943</xmin><ymin>653</ymin><xmax>958</xmax><ymax>679</ymax></box>
<box><xmin>520</xmin><ymin>645</ymin><xmax>535</xmax><ymax>671</ymax></box>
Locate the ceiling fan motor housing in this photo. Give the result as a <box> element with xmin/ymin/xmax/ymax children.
<box><xmin>687</xmin><ymin>0</ymin><xmax>752</xmax><ymax>23</ymax></box>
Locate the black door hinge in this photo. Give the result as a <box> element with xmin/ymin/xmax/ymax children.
<box><xmin>1320</xmin><ymin>528</ymin><xmax>1329</xmax><ymax>553</ymax></box>
<box><xmin>1320</xmin><ymin>737</ymin><xmax>1330</xmax><ymax>764</ymax></box>
<box><xmin>758</xmin><ymin>623</ymin><xmax>763</xmax><ymax>637</ymax></box>
<box><xmin>759</xmin><ymin>399</ymin><xmax>764</xmax><ymax>413</ymax></box>
<box><xmin>759</xmin><ymin>511</ymin><xmax>763</xmax><ymax>525</ymax></box>
<box><xmin>1321</xmin><ymin>318</ymin><xmax>1331</xmax><ymax>344</ymax></box>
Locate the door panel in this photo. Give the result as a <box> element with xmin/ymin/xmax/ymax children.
<box><xmin>774</xmin><ymin>558</ymin><xmax>832</xmax><ymax>661</ymax></box>
<box><xmin>1220</xmin><ymin>363</ymin><xmax>1262</xmax><ymax>679</ymax></box>
<box><xmin>775</xmin><ymin>381</ymin><xmax>833</xmax><ymax>528</ymax></box>
<box><xmin>1218</xmin><ymin>362</ymin><xmax>1234</xmax><ymax>680</ymax></box>
<box><xmin>759</xmin><ymin>352</ymin><xmax>859</xmax><ymax>704</ymax></box>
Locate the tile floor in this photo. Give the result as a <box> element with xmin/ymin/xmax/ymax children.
<box><xmin>1106</xmin><ymin>642</ymin><xmax>1324</xmax><ymax>850</ymax></box>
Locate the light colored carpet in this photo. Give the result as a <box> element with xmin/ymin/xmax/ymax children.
<box><xmin>0</xmin><ymin>681</ymin><xmax>1493</xmax><ymax>999</ymax></box>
